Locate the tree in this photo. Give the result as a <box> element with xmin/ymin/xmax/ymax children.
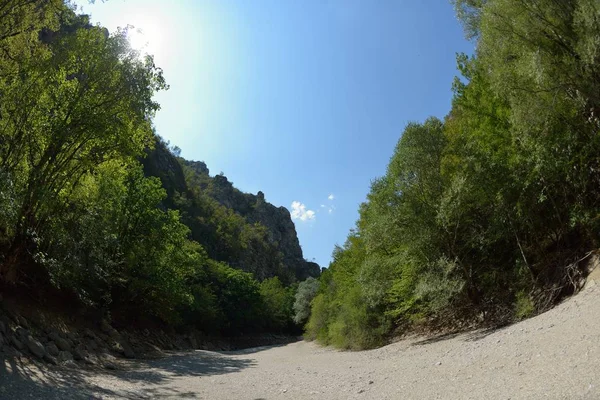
<box><xmin>0</xmin><ymin>10</ymin><xmax>166</xmax><ymax>281</ymax></box>
<box><xmin>293</xmin><ymin>277</ymin><xmax>319</xmax><ymax>324</ymax></box>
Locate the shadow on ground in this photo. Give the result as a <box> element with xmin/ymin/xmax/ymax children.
<box><xmin>0</xmin><ymin>355</ymin><xmax>123</xmax><ymax>399</ymax></box>
<box><xmin>411</xmin><ymin>324</ymin><xmax>512</xmax><ymax>347</ymax></box>
<box><xmin>0</xmin><ymin>349</ymin><xmax>256</xmax><ymax>399</ymax></box>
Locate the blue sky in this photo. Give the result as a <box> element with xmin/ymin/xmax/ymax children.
<box><xmin>74</xmin><ymin>0</ymin><xmax>473</xmax><ymax>268</ymax></box>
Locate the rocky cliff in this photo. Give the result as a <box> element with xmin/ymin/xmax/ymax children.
<box><xmin>142</xmin><ymin>138</ymin><xmax>320</xmax><ymax>282</ymax></box>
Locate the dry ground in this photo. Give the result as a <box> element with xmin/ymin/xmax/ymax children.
<box><xmin>2</xmin><ymin>283</ymin><xmax>600</xmax><ymax>399</ymax></box>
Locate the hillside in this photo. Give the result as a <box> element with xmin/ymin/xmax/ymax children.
<box><xmin>141</xmin><ymin>139</ymin><xmax>319</xmax><ymax>283</ymax></box>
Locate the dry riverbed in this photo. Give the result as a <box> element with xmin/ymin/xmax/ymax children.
<box><xmin>2</xmin><ymin>284</ymin><xmax>600</xmax><ymax>399</ymax></box>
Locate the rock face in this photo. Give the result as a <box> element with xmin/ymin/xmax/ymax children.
<box><xmin>142</xmin><ymin>138</ymin><xmax>320</xmax><ymax>282</ymax></box>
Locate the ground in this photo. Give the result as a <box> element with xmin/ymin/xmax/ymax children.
<box><xmin>2</xmin><ymin>284</ymin><xmax>600</xmax><ymax>399</ymax></box>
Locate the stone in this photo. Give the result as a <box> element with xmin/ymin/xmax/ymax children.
<box><xmin>0</xmin><ymin>320</ymin><xmax>6</xmax><ymax>335</ymax></box>
<box><xmin>189</xmin><ymin>335</ymin><xmax>198</xmax><ymax>349</ymax></box>
<box><xmin>15</xmin><ymin>327</ymin><xmax>29</xmax><ymax>339</ymax></box>
<box><xmin>73</xmin><ymin>344</ymin><xmax>87</xmax><ymax>361</ymax></box>
<box><xmin>2</xmin><ymin>345</ymin><xmax>20</xmax><ymax>357</ymax></box>
<box><xmin>84</xmin><ymin>355</ymin><xmax>97</xmax><ymax>366</ymax></box>
<box><xmin>44</xmin><ymin>353</ymin><xmax>58</xmax><ymax>365</ymax></box>
<box><xmin>84</xmin><ymin>329</ymin><xmax>97</xmax><ymax>339</ymax></box>
<box><xmin>46</xmin><ymin>342</ymin><xmax>60</xmax><ymax>357</ymax></box>
<box><xmin>11</xmin><ymin>336</ymin><xmax>24</xmax><ymax>350</ymax></box>
<box><xmin>57</xmin><ymin>350</ymin><xmax>73</xmax><ymax>363</ymax></box>
<box><xmin>26</xmin><ymin>337</ymin><xmax>46</xmax><ymax>358</ymax></box>
<box><xmin>122</xmin><ymin>343</ymin><xmax>135</xmax><ymax>359</ymax></box>
<box><xmin>17</xmin><ymin>316</ymin><xmax>29</xmax><ymax>329</ymax></box>
<box><xmin>86</xmin><ymin>338</ymin><xmax>98</xmax><ymax>351</ymax></box>
<box><xmin>100</xmin><ymin>319</ymin><xmax>113</xmax><ymax>334</ymax></box>
<box><xmin>112</xmin><ymin>340</ymin><xmax>135</xmax><ymax>359</ymax></box>
<box><xmin>104</xmin><ymin>362</ymin><xmax>117</xmax><ymax>370</ymax></box>
<box><xmin>48</xmin><ymin>332</ymin><xmax>72</xmax><ymax>352</ymax></box>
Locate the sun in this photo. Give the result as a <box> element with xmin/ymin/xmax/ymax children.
<box><xmin>126</xmin><ymin>14</ymin><xmax>165</xmax><ymax>59</ymax></box>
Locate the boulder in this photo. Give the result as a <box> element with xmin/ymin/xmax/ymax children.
<box><xmin>17</xmin><ymin>316</ymin><xmax>29</xmax><ymax>329</ymax></box>
<box><xmin>100</xmin><ymin>319</ymin><xmax>113</xmax><ymax>334</ymax></box>
<box><xmin>122</xmin><ymin>343</ymin><xmax>135</xmax><ymax>359</ymax></box>
<box><xmin>189</xmin><ymin>334</ymin><xmax>198</xmax><ymax>349</ymax></box>
<box><xmin>73</xmin><ymin>344</ymin><xmax>88</xmax><ymax>361</ymax></box>
<box><xmin>26</xmin><ymin>337</ymin><xmax>46</xmax><ymax>358</ymax></box>
<box><xmin>44</xmin><ymin>354</ymin><xmax>58</xmax><ymax>365</ymax></box>
<box><xmin>112</xmin><ymin>341</ymin><xmax>135</xmax><ymax>359</ymax></box>
<box><xmin>86</xmin><ymin>338</ymin><xmax>98</xmax><ymax>351</ymax></box>
<box><xmin>49</xmin><ymin>332</ymin><xmax>72</xmax><ymax>352</ymax></box>
<box><xmin>15</xmin><ymin>327</ymin><xmax>29</xmax><ymax>339</ymax></box>
<box><xmin>84</xmin><ymin>355</ymin><xmax>97</xmax><ymax>366</ymax></box>
<box><xmin>57</xmin><ymin>350</ymin><xmax>73</xmax><ymax>363</ymax></box>
<box><xmin>11</xmin><ymin>336</ymin><xmax>24</xmax><ymax>350</ymax></box>
<box><xmin>84</xmin><ymin>329</ymin><xmax>98</xmax><ymax>339</ymax></box>
<box><xmin>45</xmin><ymin>342</ymin><xmax>60</xmax><ymax>357</ymax></box>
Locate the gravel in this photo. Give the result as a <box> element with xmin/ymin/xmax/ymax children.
<box><xmin>2</xmin><ymin>285</ymin><xmax>600</xmax><ymax>399</ymax></box>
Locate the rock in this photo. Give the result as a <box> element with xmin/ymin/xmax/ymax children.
<box><xmin>48</xmin><ymin>332</ymin><xmax>72</xmax><ymax>352</ymax></box>
<box><xmin>0</xmin><ymin>320</ymin><xmax>6</xmax><ymax>335</ymax></box>
<box><xmin>100</xmin><ymin>319</ymin><xmax>113</xmax><ymax>334</ymax></box>
<box><xmin>56</xmin><ymin>337</ymin><xmax>71</xmax><ymax>352</ymax></box>
<box><xmin>11</xmin><ymin>336</ymin><xmax>24</xmax><ymax>350</ymax></box>
<box><xmin>112</xmin><ymin>341</ymin><xmax>135</xmax><ymax>359</ymax></box>
<box><xmin>26</xmin><ymin>337</ymin><xmax>46</xmax><ymax>358</ymax></box>
<box><xmin>57</xmin><ymin>350</ymin><xmax>73</xmax><ymax>363</ymax></box>
<box><xmin>436</xmin><ymin>361</ymin><xmax>442</xmax><ymax>366</ymax></box>
<box><xmin>15</xmin><ymin>327</ymin><xmax>29</xmax><ymax>339</ymax></box>
<box><xmin>189</xmin><ymin>335</ymin><xmax>198</xmax><ymax>349</ymax></box>
<box><xmin>86</xmin><ymin>338</ymin><xmax>98</xmax><ymax>351</ymax></box>
<box><xmin>123</xmin><ymin>344</ymin><xmax>135</xmax><ymax>359</ymax></box>
<box><xmin>44</xmin><ymin>354</ymin><xmax>58</xmax><ymax>365</ymax></box>
<box><xmin>45</xmin><ymin>342</ymin><xmax>60</xmax><ymax>357</ymax></box>
<box><xmin>84</xmin><ymin>355</ymin><xmax>97</xmax><ymax>366</ymax></box>
<box><xmin>73</xmin><ymin>344</ymin><xmax>87</xmax><ymax>361</ymax></box>
<box><xmin>104</xmin><ymin>362</ymin><xmax>117</xmax><ymax>370</ymax></box>
<box><xmin>17</xmin><ymin>316</ymin><xmax>29</xmax><ymax>329</ymax></box>
<box><xmin>84</xmin><ymin>329</ymin><xmax>97</xmax><ymax>339</ymax></box>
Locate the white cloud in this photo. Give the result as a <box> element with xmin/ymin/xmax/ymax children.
<box><xmin>291</xmin><ymin>201</ymin><xmax>316</xmax><ymax>222</ymax></box>
<box><xmin>328</xmin><ymin>194</ymin><xmax>335</xmax><ymax>200</ymax></box>
<box><xmin>320</xmin><ymin>204</ymin><xmax>326</xmax><ymax>208</ymax></box>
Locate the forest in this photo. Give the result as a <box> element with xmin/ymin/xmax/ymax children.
<box><xmin>305</xmin><ymin>0</ymin><xmax>600</xmax><ymax>349</ymax></box>
<box><xmin>0</xmin><ymin>0</ymin><xmax>319</xmax><ymax>337</ymax></box>
<box><xmin>3</xmin><ymin>0</ymin><xmax>600</xmax><ymax>351</ymax></box>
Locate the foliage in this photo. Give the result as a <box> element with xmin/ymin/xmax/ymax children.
<box><xmin>308</xmin><ymin>0</ymin><xmax>600</xmax><ymax>349</ymax></box>
<box><xmin>0</xmin><ymin>1</ymin><xmax>304</xmax><ymax>336</ymax></box>
<box><xmin>293</xmin><ymin>277</ymin><xmax>320</xmax><ymax>325</ymax></box>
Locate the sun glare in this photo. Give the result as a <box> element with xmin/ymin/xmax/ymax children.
<box><xmin>126</xmin><ymin>14</ymin><xmax>166</xmax><ymax>59</ymax></box>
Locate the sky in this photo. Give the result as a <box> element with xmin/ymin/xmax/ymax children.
<box><xmin>73</xmin><ymin>0</ymin><xmax>473</xmax><ymax>268</ymax></box>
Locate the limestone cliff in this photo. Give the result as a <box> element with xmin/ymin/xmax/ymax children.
<box><xmin>142</xmin><ymin>139</ymin><xmax>320</xmax><ymax>282</ymax></box>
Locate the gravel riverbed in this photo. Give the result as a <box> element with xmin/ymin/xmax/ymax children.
<box><xmin>2</xmin><ymin>284</ymin><xmax>600</xmax><ymax>399</ymax></box>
